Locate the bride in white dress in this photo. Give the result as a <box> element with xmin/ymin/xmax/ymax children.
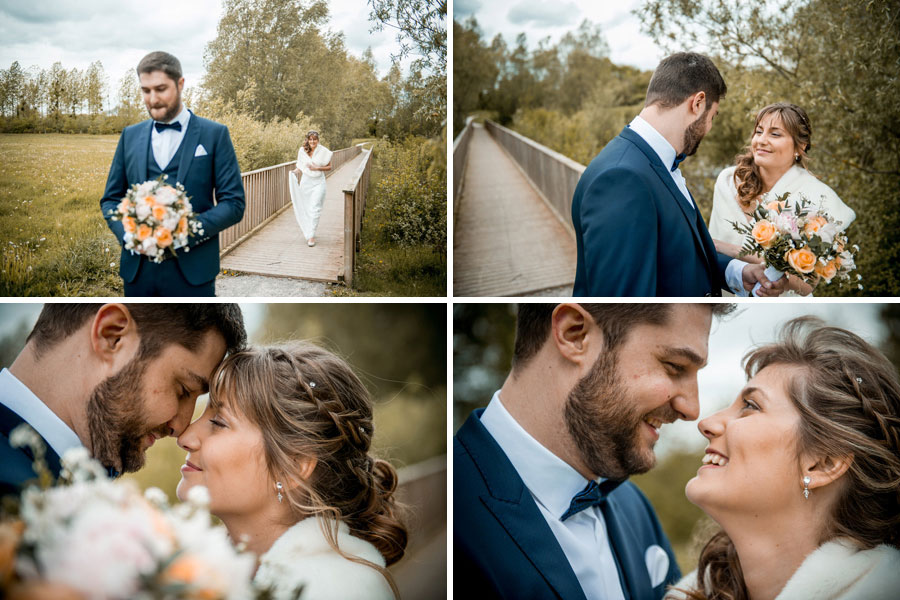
<box><xmin>708</xmin><ymin>103</ymin><xmax>855</xmax><ymax>296</ymax></box>
<box><xmin>289</xmin><ymin>131</ymin><xmax>333</xmax><ymax>247</ymax></box>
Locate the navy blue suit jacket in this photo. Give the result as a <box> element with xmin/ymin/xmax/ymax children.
<box><xmin>454</xmin><ymin>409</ymin><xmax>681</xmax><ymax>600</ymax></box>
<box><xmin>0</xmin><ymin>403</ymin><xmax>62</xmax><ymax>503</ymax></box>
<box><xmin>101</xmin><ymin>112</ymin><xmax>245</xmax><ymax>286</ymax></box>
<box><xmin>572</xmin><ymin>126</ymin><xmax>731</xmax><ymax>296</ymax></box>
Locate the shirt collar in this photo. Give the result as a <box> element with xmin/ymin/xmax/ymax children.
<box><xmin>629</xmin><ymin>115</ymin><xmax>678</xmax><ymax>172</ymax></box>
<box><xmin>480</xmin><ymin>390</ymin><xmax>601</xmax><ymax>520</ymax></box>
<box><xmin>0</xmin><ymin>368</ymin><xmax>84</xmax><ymax>460</ymax></box>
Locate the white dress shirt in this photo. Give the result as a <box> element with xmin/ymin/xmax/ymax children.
<box><xmin>151</xmin><ymin>105</ymin><xmax>190</xmax><ymax>171</ymax></box>
<box><xmin>481</xmin><ymin>391</ymin><xmax>626</xmax><ymax>600</ymax></box>
<box><xmin>0</xmin><ymin>368</ymin><xmax>83</xmax><ymax>460</ymax></box>
<box><xmin>629</xmin><ymin>115</ymin><xmax>747</xmax><ymax>294</ymax></box>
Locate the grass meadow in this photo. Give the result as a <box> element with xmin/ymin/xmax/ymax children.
<box><xmin>0</xmin><ymin>134</ymin><xmax>122</xmax><ymax>296</ymax></box>
<box><xmin>1</xmin><ymin>134</ymin><xmax>446</xmax><ymax>297</ymax></box>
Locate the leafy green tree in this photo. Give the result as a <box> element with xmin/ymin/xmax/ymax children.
<box><xmin>452</xmin><ymin>18</ymin><xmax>498</xmax><ymax>137</ymax></box>
<box><xmin>85</xmin><ymin>61</ymin><xmax>107</xmax><ymax>116</ymax></box>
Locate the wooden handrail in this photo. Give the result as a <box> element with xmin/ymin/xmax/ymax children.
<box><xmin>484</xmin><ymin>119</ymin><xmax>585</xmax><ymax>239</ymax></box>
<box><xmin>220</xmin><ymin>145</ymin><xmax>363</xmax><ymax>256</ymax></box>
<box><xmin>341</xmin><ymin>148</ymin><xmax>373</xmax><ymax>285</ymax></box>
<box><xmin>453</xmin><ymin>116</ymin><xmax>475</xmax><ymax>202</ymax></box>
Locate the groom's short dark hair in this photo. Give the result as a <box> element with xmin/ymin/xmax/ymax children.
<box><xmin>27</xmin><ymin>304</ymin><xmax>246</xmax><ymax>360</ymax></box>
<box><xmin>645</xmin><ymin>52</ymin><xmax>727</xmax><ymax>110</ymax></box>
<box><xmin>137</xmin><ymin>51</ymin><xmax>183</xmax><ymax>83</ymax></box>
<box><xmin>512</xmin><ymin>303</ymin><xmax>733</xmax><ymax>371</ymax></box>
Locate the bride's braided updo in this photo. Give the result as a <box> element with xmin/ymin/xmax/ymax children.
<box><xmin>681</xmin><ymin>317</ymin><xmax>900</xmax><ymax>600</ymax></box>
<box><xmin>208</xmin><ymin>342</ymin><xmax>407</xmax><ymax>584</ymax></box>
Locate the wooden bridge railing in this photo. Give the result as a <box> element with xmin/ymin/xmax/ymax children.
<box><xmin>394</xmin><ymin>454</ymin><xmax>446</xmax><ymax>555</ymax></box>
<box><xmin>341</xmin><ymin>147</ymin><xmax>373</xmax><ymax>285</ymax></box>
<box><xmin>485</xmin><ymin>119</ymin><xmax>585</xmax><ymax>238</ymax></box>
<box><xmin>219</xmin><ymin>145</ymin><xmax>363</xmax><ymax>256</ymax></box>
<box><xmin>453</xmin><ymin>116</ymin><xmax>475</xmax><ymax>202</ymax></box>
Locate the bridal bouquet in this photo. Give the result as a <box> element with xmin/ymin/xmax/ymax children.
<box><xmin>1</xmin><ymin>425</ymin><xmax>255</xmax><ymax>600</ymax></box>
<box><xmin>731</xmin><ymin>192</ymin><xmax>861</xmax><ymax>295</ymax></box>
<box><xmin>108</xmin><ymin>175</ymin><xmax>204</xmax><ymax>263</ymax></box>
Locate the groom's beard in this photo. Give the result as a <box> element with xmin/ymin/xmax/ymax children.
<box><xmin>682</xmin><ymin>110</ymin><xmax>709</xmax><ymax>157</ymax></box>
<box><xmin>148</xmin><ymin>91</ymin><xmax>182</xmax><ymax>123</ymax></box>
<box><xmin>565</xmin><ymin>350</ymin><xmax>677</xmax><ymax>481</ymax></box>
<box><xmin>86</xmin><ymin>354</ymin><xmax>166</xmax><ymax>473</ymax></box>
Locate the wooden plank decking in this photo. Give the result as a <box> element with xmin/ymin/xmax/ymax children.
<box><xmin>453</xmin><ymin>123</ymin><xmax>576</xmax><ymax>296</ymax></box>
<box><xmin>220</xmin><ymin>151</ymin><xmax>368</xmax><ymax>282</ymax></box>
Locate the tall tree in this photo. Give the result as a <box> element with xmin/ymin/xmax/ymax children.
<box><xmin>451</xmin><ymin>18</ymin><xmax>497</xmax><ymax>137</ymax></box>
<box><xmin>85</xmin><ymin>61</ymin><xmax>107</xmax><ymax>116</ymax></box>
<box><xmin>47</xmin><ymin>61</ymin><xmax>66</xmax><ymax>117</ymax></box>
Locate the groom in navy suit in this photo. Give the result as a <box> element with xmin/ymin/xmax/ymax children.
<box><xmin>101</xmin><ymin>51</ymin><xmax>244</xmax><ymax>297</ymax></box>
<box><xmin>572</xmin><ymin>52</ymin><xmax>785</xmax><ymax>297</ymax></box>
<box><xmin>455</xmin><ymin>303</ymin><xmax>731</xmax><ymax>600</ymax></box>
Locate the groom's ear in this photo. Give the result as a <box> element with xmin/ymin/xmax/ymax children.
<box><xmin>550</xmin><ymin>303</ymin><xmax>603</xmax><ymax>368</ymax></box>
<box><xmin>803</xmin><ymin>453</ymin><xmax>853</xmax><ymax>491</ymax></box>
<box><xmin>89</xmin><ymin>304</ymin><xmax>140</xmax><ymax>368</ymax></box>
<box><xmin>688</xmin><ymin>91</ymin><xmax>707</xmax><ymax>116</ymax></box>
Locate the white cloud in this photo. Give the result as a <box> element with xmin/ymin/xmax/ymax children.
<box><xmin>507</xmin><ymin>1</ymin><xmax>579</xmax><ymax>28</ymax></box>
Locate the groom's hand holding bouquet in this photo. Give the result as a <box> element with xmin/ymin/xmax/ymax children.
<box><xmin>731</xmin><ymin>192</ymin><xmax>861</xmax><ymax>296</ymax></box>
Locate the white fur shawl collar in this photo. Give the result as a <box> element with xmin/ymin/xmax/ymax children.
<box><xmin>666</xmin><ymin>539</ymin><xmax>900</xmax><ymax>600</ymax></box>
<box><xmin>254</xmin><ymin>517</ymin><xmax>393</xmax><ymax>600</ymax></box>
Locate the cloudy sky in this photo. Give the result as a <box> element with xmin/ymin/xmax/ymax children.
<box><xmin>0</xmin><ymin>0</ymin><xmax>407</xmax><ymax>94</ymax></box>
<box><xmin>454</xmin><ymin>0</ymin><xmax>665</xmax><ymax>71</ymax></box>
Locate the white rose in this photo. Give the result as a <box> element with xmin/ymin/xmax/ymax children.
<box><xmin>817</xmin><ymin>222</ymin><xmax>838</xmax><ymax>244</ymax></box>
<box><xmin>135</xmin><ymin>199</ymin><xmax>152</xmax><ymax>221</ymax></box>
<box><xmin>155</xmin><ymin>186</ymin><xmax>178</xmax><ymax>206</ymax></box>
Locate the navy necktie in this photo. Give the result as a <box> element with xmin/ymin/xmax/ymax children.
<box><xmin>671</xmin><ymin>153</ymin><xmax>686</xmax><ymax>172</ymax></box>
<box><xmin>560</xmin><ymin>478</ymin><xmax>625</xmax><ymax>521</ymax></box>
<box><xmin>155</xmin><ymin>121</ymin><xmax>182</xmax><ymax>133</ymax></box>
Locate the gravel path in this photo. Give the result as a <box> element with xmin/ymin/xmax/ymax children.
<box><xmin>215</xmin><ymin>272</ymin><xmax>334</xmax><ymax>297</ymax></box>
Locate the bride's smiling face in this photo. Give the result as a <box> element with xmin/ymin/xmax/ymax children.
<box><xmin>751</xmin><ymin>113</ymin><xmax>797</xmax><ymax>172</ymax></box>
<box><xmin>175</xmin><ymin>399</ymin><xmax>272</xmax><ymax>518</ymax></box>
<box><xmin>685</xmin><ymin>363</ymin><xmax>804</xmax><ymax>519</ymax></box>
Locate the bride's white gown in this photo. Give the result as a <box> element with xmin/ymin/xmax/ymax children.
<box><xmin>288</xmin><ymin>144</ymin><xmax>334</xmax><ymax>241</ymax></box>
<box><xmin>709</xmin><ymin>164</ymin><xmax>856</xmax><ymax>296</ymax></box>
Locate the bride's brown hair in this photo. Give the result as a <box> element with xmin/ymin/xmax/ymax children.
<box><xmin>678</xmin><ymin>317</ymin><xmax>900</xmax><ymax>600</ymax></box>
<box><xmin>209</xmin><ymin>342</ymin><xmax>407</xmax><ymax>596</ymax></box>
<box><xmin>733</xmin><ymin>103</ymin><xmax>812</xmax><ymax>211</ymax></box>
<box><xmin>302</xmin><ymin>130</ymin><xmax>319</xmax><ymax>154</ymax></box>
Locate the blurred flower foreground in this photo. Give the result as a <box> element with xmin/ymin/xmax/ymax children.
<box><xmin>1</xmin><ymin>424</ymin><xmax>256</xmax><ymax>600</ymax></box>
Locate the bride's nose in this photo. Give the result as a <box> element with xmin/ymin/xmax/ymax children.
<box><xmin>698</xmin><ymin>409</ymin><xmax>726</xmax><ymax>440</ymax></box>
<box><xmin>176</xmin><ymin>419</ymin><xmax>201</xmax><ymax>452</ymax></box>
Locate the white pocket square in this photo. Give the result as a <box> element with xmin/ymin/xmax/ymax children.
<box><xmin>645</xmin><ymin>544</ymin><xmax>670</xmax><ymax>587</ymax></box>
<box><xmin>194</xmin><ymin>144</ymin><xmax>208</xmax><ymax>157</ymax></box>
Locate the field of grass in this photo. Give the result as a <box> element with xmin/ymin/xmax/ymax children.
<box><xmin>0</xmin><ymin>134</ymin><xmax>123</xmax><ymax>296</ymax></box>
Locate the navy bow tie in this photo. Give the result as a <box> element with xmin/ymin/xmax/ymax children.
<box><xmin>155</xmin><ymin>121</ymin><xmax>182</xmax><ymax>133</ymax></box>
<box><xmin>560</xmin><ymin>479</ymin><xmax>625</xmax><ymax>521</ymax></box>
<box><xmin>671</xmin><ymin>153</ymin><xmax>686</xmax><ymax>172</ymax></box>
<box><xmin>106</xmin><ymin>465</ymin><xmax>121</xmax><ymax>479</ymax></box>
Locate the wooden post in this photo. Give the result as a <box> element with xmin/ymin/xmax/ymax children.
<box><xmin>343</xmin><ymin>189</ymin><xmax>355</xmax><ymax>286</ymax></box>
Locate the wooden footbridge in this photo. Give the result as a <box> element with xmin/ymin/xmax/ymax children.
<box><xmin>219</xmin><ymin>144</ymin><xmax>371</xmax><ymax>285</ymax></box>
<box><xmin>453</xmin><ymin>120</ymin><xmax>585</xmax><ymax>297</ymax></box>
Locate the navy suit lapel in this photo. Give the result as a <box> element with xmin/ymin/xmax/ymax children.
<box><xmin>0</xmin><ymin>402</ymin><xmax>63</xmax><ymax>478</ymax></box>
<box><xmin>463</xmin><ymin>411</ymin><xmax>587</xmax><ymax>600</ymax></box>
<box><xmin>620</xmin><ymin>127</ymin><xmax>717</xmax><ymax>274</ymax></box>
<box><xmin>130</xmin><ymin>120</ymin><xmax>153</xmax><ymax>184</ymax></box>
<box><xmin>600</xmin><ymin>496</ymin><xmax>654</xmax><ymax>600</ymax></box>
<box><xmin>177</xmin><ymin>111</ymin><xmax>200</xmax><ymax>186</ymax></box>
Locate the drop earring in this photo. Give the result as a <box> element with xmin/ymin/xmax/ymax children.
<box><xmin>803</xmin><ymin>476</ymin><xmax>811</xmax><ymax>499</ymax></box>
<box><xmin>276</xmin><ymin>481</ymin><xmax>284</xmax><ymax>503</ymax></box>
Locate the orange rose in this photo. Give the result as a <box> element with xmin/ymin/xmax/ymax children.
<box><xmin>137</xmin><ymin>224</ymin><xmax>153</xmax><ymax>242</ymax></box>
<box><xmin>803</xmin><ymin>215</ymin><xmax>827</xmax><ymax>237</ymax></box>
<box><xmin>786</xmin><ymin>247</ymin><xmax>817</xmax><ymax>273</ymax></box>
<box><xmin>176</xmin><ymin>216</ymin><xmax>188</xmax><ymax>237</ymax></box>
<box><xmin>122</xmin><ymin>216</ymin><xmax>137</xmax><ymax>234</ymax></box>
<box><xmin>155</xmin><ymin>227</ymin><xmax>173</xmax><ymax>248</ymax></box>
<box><xmin>152</xmin><ymin>205</ymin><xmax>168</xmax><ymax>221</ymax></box>
<box><xmin>117</xmin><ymin>198</ymin><xmax>131</xmax><ymax>213</ymax></box>
<box><xmin>752</xmin><ymin>219</ymin><xmax>778</xmax><ymax>248</ymax></box>
<box><xmin>163</xmin><ymin>555</ymin><xmax>220</xmax><ymax>600</ymax></box>
<box><xmin>814</xmin><ymin>259</ymin><xmax>838</xmax><ymax>282</ymax></box>
<box><xmin>145</xmin><ymin>195</ymin><xmax>156</xmax><ymax>206</ymax></box>
<box><xmin>765</xmin><ymin>200</ymin><xmax>785</xmax><ymax>213</ymax></box>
